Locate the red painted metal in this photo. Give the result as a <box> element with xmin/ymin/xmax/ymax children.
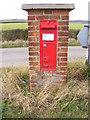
<box><xmin>40</xmin><ymin>20</ymin><xmax>57</xmax><ymax>70</ymax></box>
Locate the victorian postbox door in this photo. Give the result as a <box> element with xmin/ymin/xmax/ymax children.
<box><xmin>40</xmin><ymin>20</ymin><xmax>57</xmax><ymax>70</ymax></box>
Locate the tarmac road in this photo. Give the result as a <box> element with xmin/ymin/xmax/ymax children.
<box><xmin>0</xmin><ymin>46</ymin><xmax>88</xmax><ymax>67</ymax></box>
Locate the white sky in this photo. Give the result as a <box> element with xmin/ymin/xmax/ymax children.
<box><xmin>0</xmin><ymin>0</ymin><xmax>89</xmax><ymax>20</ymax></box>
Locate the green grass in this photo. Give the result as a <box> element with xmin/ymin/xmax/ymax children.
<box><xmin>0</xmin><ymin>22</ymin><xmax>84</xmax><ymax>30</ymax></box>
<box><xmin>2</xmin><ymin>62</ymin><xmax>89</xmax><ymax>118</ymax></box>
<box><xmin>0</xmin><ymin>23</ymin><xmax>28</xmax><ymax>30</ymax></box>
<box><xmin>68</xmin><ymin>38</ymin><xmax>81</xmax><ymax>46</ymax></box>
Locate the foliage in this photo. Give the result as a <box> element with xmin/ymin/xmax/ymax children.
<box><xmin>2</xmin><ymin>29</ymin><xmax>28</xmax><ymax>41</ymax></box>
<box><xmin>69</xmin><ymin>29</ymin><xmax>80</xmax><ymax>39</ymax></box>
<box><xmin>1</xmin><ymin>29</ymin><xmax>80</xmax><ymax>42</ymax></box>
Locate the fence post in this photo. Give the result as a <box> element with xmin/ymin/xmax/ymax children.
<box><xmin>87</xmin><ymin>2</ymin><xmax>90</xmax><ymax>67</ymax></box>
<box><xmin>87</xmin><ymin>26</ymin><xmax>90</xmax><ymax>67</ymax></box>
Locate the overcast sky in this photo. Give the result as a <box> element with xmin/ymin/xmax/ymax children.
<box><xmin>0</xmin><ymin>0</ymin><xmax>89</xmax><ymax>20</ymax></box>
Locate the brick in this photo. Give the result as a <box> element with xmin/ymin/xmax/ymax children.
<box><xmin>36</xmin><ymin>26</ymin><xmax>39</xmax><ymax>31</ymax></box>
<box><xmin>28</xmin><ymin>26</ymin><xmax>35</xmax><ymax>31</ymax></box>
<box><xmin>57</xmin><ymin>67</ymin><xmax>67</xmax><ymax>71</ymax></box>
<box><xmin>58</xmin><ymin>26</ymin><xmax>61</xmax><ymax>30</ymax></box>
<box><xmin>58</xmin><ymin>37</ymin><xmax>68</xmax><ymax>42</ymax></box>
<box><xmin>29</xmin><ymin>57</ymin><xmax>36</xmax><ymax>61</ymax></box>
<box><xmin>60</xmin><ymin>67</ymin><xmax>67</xmax><ymax>71</ymax></box>
<box><xmin>56</xmin><ymin>71</ymin><xmax>67</xmax><ymax>75</ymax></box>
<box><xmin>30</xmin><ymin>71</ymin><xmax>34</xmax><ymax>75</ymax></box>
<box><xmin>58</xmin><ymin>63</ymin><xmax>67</xmax><ymax>66</ymax></box>
<box><xmin>28</xmin><ymin>42</ymin><xmax>39</xmax><ymax>46</ymax></box>
<box><xmin>28</xmin><ymin>21</ymin><xmax>38</xmax><ymax>26</ymax></box>
<box><xmin>61</xmin><ymin>58</ymin><xmax>67</xmax><ymax>61</ymax></box>
<box><xmin>29</xmin><ymin>62</ymin><xmax>39</xmax><ymax>66</ymax></box>
<box><xmin>28</xmin><ymin>10</ymin><xmax>43</xmax><ymax>15</ymax></box>
<box><xmin>30</xmin><ymin>66</ymin><xmax>39</xmax><ymax>70</ymax></box>
<box><xmin>29</xmin><ymin>46</ymin><xmax>39</xmax><ymax>51</ymax></box>
<box><xmin>58</xmin><ymin>42</ymin><xmax>68</xmax><ymax>46</ymax></box>
<box><xmin>28</xmin><ymin>32</ymin><xmax>39</xmax><ymax>36</ymax></box>
<box><xmin>61</xmin><ymin>26</ymin><xmax>68</xmax><ymax>31</ymax></box>
<box><xmin>49</xmin><ymin>15</ymin><xmax>60</xmax><ymax>20</ymax></box>
<box><xmin>58</xmin><ymin>32</ymin><xmax>68</xmax><ymax>36</ymax></box>
<box><xmin>57</xmin><ymin>58</ymin><xmax>61</xmax><ymax>61</ymax></box>
<box><xmin>62</xmin><ymin>15</ymin><xmax>69</xmax><ymax>20</ymax></box>
<box><xmin>44</xmin><ymin>10</ymin><xmax>52</xmax><ymax>14</ymax></box>
<box><xmin>28</xmin><ymin>16</ymin><xmax>35</xmax><ymax>20</ymax></box>
<box><xmin>28</xmin><ymin>37</ymin><xmax>36</xmax><ymax>41</ymax></box>
<box><xmin>58</xmin><ymin>48</ymin><xmax>61</xmax><ymax>52</ymax></box>
<box><xmin>37</xmin><ymin>57</ymin><xmax>39</xmax><ymax>61</ymax></box>
<box><xmin>36</xmin><ymin>37</ymin><xmax>39</xmax><ymax>42</ymax></box>
<box><xmin>58</xmin><ymin>21</ymin><xmax>68</xmax><ymax>25</ymax></box>
<box><xmin>29</xmin><ymin>52</ymin><xmax>38</xmax><ymax>56</ymax></box>
<box><xmin>36</xmin><ymin>16</ymin><xmax>48</xmax><ymax>20</ymax></box>
<box><xmin>61</xmin><ymin>48</ymin><xmax>68</xmax><ymax>52</ymax></box>
<box><xmin>53</xmin><ymin>10</ymin><xmax>69</xmax><ymax>14</ymax></box>
<box><xmin>58</xmin><ymin>53</ymin><xmax>67</xmax><ymax>57</ymax></box>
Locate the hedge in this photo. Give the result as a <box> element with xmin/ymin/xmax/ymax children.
<box><xmin>69</xmin><ymin>29</ymin><xmax>80</xmax><ymax>39</ymax></box>
<box><xmin>1</xmin><ymin>29</ymin><xmax>80</xmax><ymax>42</ymax></box>
<box><xmin>2</xmin><ymin>29</ymin><xmax>28</xmax><ymax>42</ymax></box>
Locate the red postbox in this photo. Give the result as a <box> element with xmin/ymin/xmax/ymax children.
<box><xmin>40</xmin><ymin>20</ymin><xmax>57</xmax><ymax>70</ymax></box>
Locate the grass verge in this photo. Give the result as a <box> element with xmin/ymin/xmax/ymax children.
<box><xmin>1</xmin><ymin>39</ymin><xmax>80</xmax><ymax>48</ymax></box>
<box><xmin>2</xmin><ymin>62</ymin><xmax>89</xmax><ymax>118</ymax></box>
<box><xmin>1</xmin><ymin>40</ymin><xmax>28</xmax><ymax>48</ymax></box>
<box><xmin>68</xmin><ymin>38</ymin><xmax>80</xmax><ymax>46</ymax></box>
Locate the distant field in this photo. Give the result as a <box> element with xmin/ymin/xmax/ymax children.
<box><xmin>0</xmin><ymin>23</ymin><xmax>28</xmax><ymax>30</ymax></box>
<box><xmin>69</xmin><ymin>22</ymin><xmax>84</xmax><ymax>30</ymax></box>
<box><xmin>0</xmin><ymin>22</ymin><xmax>84</xmax><ymax>30</ymax></box>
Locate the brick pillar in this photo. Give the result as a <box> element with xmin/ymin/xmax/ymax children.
<box><xmin>22</xmin><ymin>4</ymin><xmax>75</xmax><ymax>89</ymax></box>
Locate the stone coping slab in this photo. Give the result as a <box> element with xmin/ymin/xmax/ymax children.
<box><xmin>22</xmin><ymin>4</ymin><xmax>75</xmax><ymax>11</ymax></box>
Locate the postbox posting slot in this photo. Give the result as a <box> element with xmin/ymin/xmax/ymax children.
<box><xmin>41</xmin><ymin>28</ymin><xmax>55</xmax><ymax>30</ymax></box>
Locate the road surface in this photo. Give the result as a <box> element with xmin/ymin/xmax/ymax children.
<box><xmin>0</xmin><ymin>46</ymin><xmax>88</xmax><ymax>67</ymax></box>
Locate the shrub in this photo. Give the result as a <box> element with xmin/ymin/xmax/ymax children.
<box><xmin>69</xmin><ymin>29</ymin><xmax>80</xmax><ymax>39</ymax></box>
<box><xmin>2</xmin><ymin>29</ymin><xmax>28</xmax><ymax>42</ymax></box>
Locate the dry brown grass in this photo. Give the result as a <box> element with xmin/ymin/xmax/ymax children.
<box><xmin>2</xmin><ymin>62</ymin><xmax>88</xmax><ymax>118</ymax></box>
